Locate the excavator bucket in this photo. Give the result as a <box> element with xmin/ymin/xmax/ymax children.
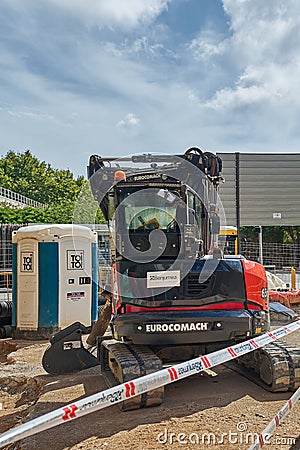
<box><xmin>42</xmin><ymin>322</ymin><xmax>99</xmax><ymax>375</ymax></box>
<box><xmin>42</xmin><ymin>297</ymin><xmax>112</xmax><ymax>375</ymax></box>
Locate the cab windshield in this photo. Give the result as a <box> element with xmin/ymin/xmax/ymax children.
<box><xmin>117</xmin><ymin>186</ymin><xmax>181</xmax><ymax>232</ymax></box>
<box><xmin>126</xmin><ymin>206</ymin><xmax>176</xmax><ymax>231</ymax></box>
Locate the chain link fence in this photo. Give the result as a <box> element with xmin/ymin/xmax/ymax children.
<box><xmin>240</xmin><ymin>242</ymin><xmax>300</xmax><ymax>269</ymax></box>
<box><xmin>0</xmin><ymin>225</ymin><xmax>23</xmax><ymax>298</ymax></box>
<box><xmin>240</xmin><ymin>241</ymin><xmax>300</xmax><ymax>289</ymax></box>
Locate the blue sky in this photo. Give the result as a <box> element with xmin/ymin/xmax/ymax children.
<box><xmin>1</xmin><ymin>0</ymin><xmax>299</xmax><ymax>176</ymax></box>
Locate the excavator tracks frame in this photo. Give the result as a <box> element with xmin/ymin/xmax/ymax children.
<box><xmin>226</xmin><ymin>341</ymin><xmax>300</xmax><ymax>392</ymax></box>
<box><xmin>99</xmin><ymin>340</ymin><xmax>164</xmax><ymax>410</ymax></box>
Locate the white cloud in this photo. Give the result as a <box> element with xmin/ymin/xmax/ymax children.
<box><xmin>206</xmin><ymin>85</ymin><xmax>269</xmax><ymax>110</ymax></box>
<box><xmin>188</xmin><ymin>29</ymin><xmax>225</xmax><ymax>61</ymax></box>
<box><xmin>7</xmin><ymin>109</ymin><xmax>54</xmax><ymax>121</ymax></box>
<box><xmin>223</xmin><ymin>0</ymin><xmax>300</xmax><ymax>66</ymax></box>
<box><xmin>101</xmin><ymin>32</ymin><xmax>177</xmax><ymax>62</ymax></box>
<box><xmin>117</xmin><ymin>113</ymin><xmax>140</xmax><ymax>129</ymax></box>
<box><xmin>1</xmin><ymin>0</ymin><xmax>170</xmax><ymax>32</ymax></box>
<box><xmin>46</xmin><ymin>0</ymin><xmax>169</xmax><ymax>29</ymax></box>
<box><xmin>201</xmin><ymin>0</ymin><xmax>300</xmax><ymax>110</ymax></box>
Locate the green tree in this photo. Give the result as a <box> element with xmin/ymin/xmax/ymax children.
<box><xmin>284</xmin><ymin>227</ymin><xmax>300</xmax><ymax>244</ymax></box>
<box><xmin>241</xmin><ymin>226</ymin><xmax>285</xmax><ymax>243</ymax></box>
<box><xmin>0</xmin><ymin>150</ymin><xmax>85</xmax><ymax>204</ymax></box>
<box><xmin>0</xmin><ymin>150</ymin><xmax>104</xmax><ymax>224</ymax></box>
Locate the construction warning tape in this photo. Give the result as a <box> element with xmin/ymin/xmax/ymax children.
<box><xmin>0</xmin><ymin>320</ymin><xmax>300</xmax><ymax>448</ymax></box>
<box><xmin>248</xmin><ymin>386</ymin><xmax>300</xmax><ymax>450</ymax></box>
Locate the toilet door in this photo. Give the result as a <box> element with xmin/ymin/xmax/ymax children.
<box><xmin>59</xmin><ymin>236</ymin><xmax>92</xmax><ymax>328</ymax></box>
<box><xmin>17</xmin><ymin>239</ymin><xmax>39</xmax><ymax>330</ymax></box>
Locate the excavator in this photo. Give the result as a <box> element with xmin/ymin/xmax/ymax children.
<box><xmin>42</xmin><ymin>148</ymin><xmax>300</xmax><ymax>410</ymax></box>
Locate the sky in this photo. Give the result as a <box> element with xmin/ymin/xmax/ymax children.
<box><xmin>1</xmin><ymin>0</ymin><xmax>300</xmax><ymax>177</ymax></box>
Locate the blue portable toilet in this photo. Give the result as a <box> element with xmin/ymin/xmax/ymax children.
<box><xmin>12</xmin><ymin>224</ymin><xmax>98</xmax><ymax>339</ymax></box>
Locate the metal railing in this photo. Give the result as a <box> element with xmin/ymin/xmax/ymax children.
<box><xmin>0</xmin><ymin>187</ymin><xmax>45</xmax><ymax>209</ymax></box>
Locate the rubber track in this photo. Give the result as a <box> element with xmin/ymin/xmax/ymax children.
<box><xmin>127</xmin><ymin>344</ymin><xmax>164</xmax><ymax>408</ymax></box>
<box><xmin>100</xmin><ymin>340</ymin><xmax>163</xmax><ymax>411</ymax></box>
<box><xmin>274</xmin><ymin>341</ymin><xmax>300</xmax><ymax>389</ymax></box>
<box><xmin>226</xmin><ymin>341</ymin><xmax>300</xmax><ymax>392</ymax></box>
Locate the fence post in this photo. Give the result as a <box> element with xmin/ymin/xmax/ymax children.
<box><xmin>291</xmin><ymin>267</ymin><xmax>296</xmax><ymax>290</ymax></box>
<box><xmin>257</xmin><ymin>226</ymin><xmax>263</xmax><ymax>265</ymax></box>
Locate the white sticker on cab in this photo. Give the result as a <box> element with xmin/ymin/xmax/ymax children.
<box><xmin>147</xmin><ymin>270</ymin><xmax>180</xmax><ymax>288</ymax></box>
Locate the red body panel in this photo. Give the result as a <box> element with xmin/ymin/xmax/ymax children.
<box><xmin>241</xmin><ymin>259</ymin><xmax>268</xmax><ymax>311</ymax></box>
<box><xmin>113</xmin><ymin>259</ymin><xmax>268</xmax><ymax>315</ymax></box>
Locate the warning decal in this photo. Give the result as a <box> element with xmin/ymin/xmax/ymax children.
<box><xmin>67</xmin><ymin>291</ymin><xmax>85</xmax><ymax>301</ymax></box>
<box><xmin>67</xmin><ymin>250</ymin><xmax>84</xmax><ymax>270</ymax></box>
<box><xmin>21</xmin><ymin>252</ymin><xmax>34</xmax><ymax>272</ymax></box>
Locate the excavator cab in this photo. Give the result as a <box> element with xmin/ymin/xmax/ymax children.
<box><xmin>113</xmin><ymin>184</ymin><xmax>198</xmax><ymax>261</ymax></box>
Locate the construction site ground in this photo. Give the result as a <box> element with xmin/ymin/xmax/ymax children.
<box><xmin>0</xmin><ymin>314</ymin><xmax>300</xmax><ymax>450</ymax></box>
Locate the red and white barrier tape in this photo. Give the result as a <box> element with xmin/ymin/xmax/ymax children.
<box><xmin>0</xmin><ymin>320</ymin><xmax>300</xmax><ymax>448</ymax></box>
<box><xmin>248</xmin><ymin>386</ymin><xmax>300</xmax><ymax>450</ymax></box>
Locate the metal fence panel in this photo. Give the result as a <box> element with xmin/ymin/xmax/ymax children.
<box><xmin>217</xmin><ymin>153</ymin><xmax>300</xmax><ymax>226</ymax></box>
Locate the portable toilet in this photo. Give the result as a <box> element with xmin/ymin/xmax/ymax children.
<box><xmin>12</xmin><ymin>224</ymin><xmax>98</xmax><ymax>339</ymax></box>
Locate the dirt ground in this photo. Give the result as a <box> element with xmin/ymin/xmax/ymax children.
<box><xmin>0</xmin><ymin>316</ymin><xmax>300</xmax><ymax>450</ymax></box>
